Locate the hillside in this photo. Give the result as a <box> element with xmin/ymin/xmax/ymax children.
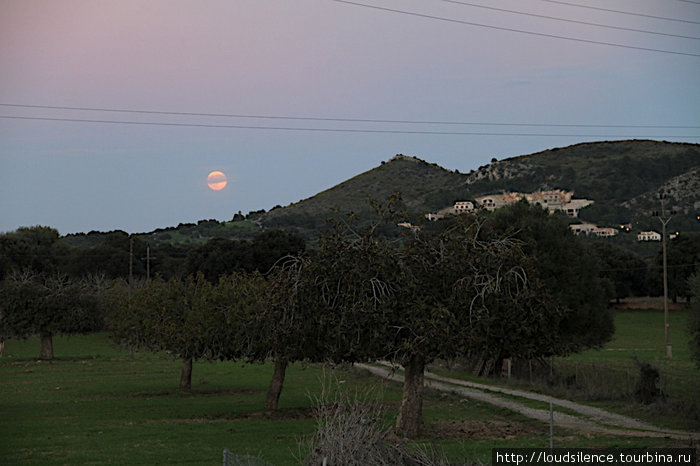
<box><xmin>464</xmin><ymin>140</ymin><xmax>699</xmax><ymax>229</ymax></box>
<box><xmin>260</xmin><ymin>155</ymin><xmax>470</xmax><ymax>233</ymax></box>
<box><xmin>61</xmin><ymin>140</ymin><xmax>700</xmax><ymax>247</ymax></box>
<box><xmin>259</xmin><ymin>140</ymin><xmax>699</xmax><ymax>239</ymax></box>
<box><xmin>466</xmin><ymin>140</ymin><xmax>698</xmax><ymax>201</ymax></box>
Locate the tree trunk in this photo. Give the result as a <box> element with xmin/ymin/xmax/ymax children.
<box><xmin>179</xmin><ymin>357</ymin><xmax>193</xmax><ymax>391</ymax></box>
<box><xmin>39</xmin><ymin>332</ymin><xmax>54</xmax><ymax>360</ymax></box>
<box><xmin>264</xmin><ymin>358</ymin><xmax>288</xmax><ymax>410</ymax></box>
<box><xmin>396</xmin><ymin>354</ymin><xmax>425</xmax><ymax>438</ymax></box>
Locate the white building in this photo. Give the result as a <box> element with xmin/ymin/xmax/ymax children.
<box><xmin>453</xmin><ymin>201</ymin><xmax>475</xmax><ymax>214</ymax></box>
<box><xmin>569</xmin><ymin>223</ymin><xmax>597</xmax><ymax>235</ymax></box>
<box><xmin>592</xmin><ymin>227</ymin><xmax>618</xmax><ymax>238</ymax></box>
<box><xmin>562</xmin><ymin>199</ymin><xmax>595</xmax><ymax>218</ymax></box>
<box><xmin>637</xmin><ymin>231</ymin><xmax>661</xmax><ymax>241</ymax></box>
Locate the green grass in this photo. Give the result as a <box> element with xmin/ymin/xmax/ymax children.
<box><xmin>1</xmin><ymin>329</ymin><xmax>697</xmax><ymax>465</ymax></box>
<box><xmin>567</xmin><ymin>309</ymin><xmax>694</xmax><ymax>368</ymax></box>
<box><xmin>430</xmin><ymin>309</ymin><xmax>699</xmax><ymax>431</ymax></box>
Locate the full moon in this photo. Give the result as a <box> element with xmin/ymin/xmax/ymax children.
<box><xmin>207</xmin><ymin>171</ymin><xmax>227</xmax><ymax>191</ymax></box>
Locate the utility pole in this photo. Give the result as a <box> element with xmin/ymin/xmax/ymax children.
<box><xmin>142</xmin><ymin>244</ymin><xmax>156</xmax><ymax>282</ymax></box>
<box><xmin>654</xmin><ymin>193</ymin><xmax>674</xmax><ymax>359</ymax></box>
<box><xmin>129</xmin><ymin>236</ymin><xmax>134</xmax><ymax>288</ymax></box>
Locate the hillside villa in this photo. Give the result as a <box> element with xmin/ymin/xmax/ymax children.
<box><xmin>473</xmin><ymin>190</ymin><xmax>593</xmax><ymax>217</ymax></box>
<box><xmin>637</xmin><ymin>231</ymin><xmax>662</xmax><ymax>241</ymax></box>
<box><xmin>569</xmin><ymin>223</ymin><xmax>619</xmax><ymax>237</ymax></box>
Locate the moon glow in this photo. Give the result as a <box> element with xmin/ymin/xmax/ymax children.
<box><xmin>207</xmin><ymin>171</ymin><xmax>227</xmax><ymax>191</ymax></box>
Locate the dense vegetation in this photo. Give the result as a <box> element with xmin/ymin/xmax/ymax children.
<box><xmin>260</xmin><ymin>140</ymin><xmax>699</xmax><ymax>242</ymax></box>
<box><xmin>2</xmin><ymin>205</ymin><xmax>619</xmax><ymax>438</ymax></box>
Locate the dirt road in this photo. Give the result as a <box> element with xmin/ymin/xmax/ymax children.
<box><xmin>356</xmin><ymin>362</ymin><xmax>700</xmax><ymax>440</ymax></box>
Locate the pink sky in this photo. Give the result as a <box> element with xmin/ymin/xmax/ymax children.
<box><xmin>1</xmin><ymin>0</ymin><xmax>698</xmax><ymax>233</ymax></box>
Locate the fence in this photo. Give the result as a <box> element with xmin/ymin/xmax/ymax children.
<box><xmin>221</xmin><ymin>449</ymin><xmax>273</xmax><ymax>466</ymax></box>
<box><xmin>506</xmin><ymin>358</ymin><xmax>699</xmax><ymax>406</ymax></box>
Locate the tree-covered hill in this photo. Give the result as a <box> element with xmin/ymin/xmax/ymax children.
<box><xmin>465</xmin><ymin>140</ymin><xmax>699</xmax><ymax>228</ymax></box>
<box><xmin>59</xmin><ymin>140</ymin><xmax>700</xmax><ymax>246</ymax></box>
<box><xmin>259</xmin><ymin>154</ymin><xmax>471</xmax><ymax>234</ymax></box>
<box><xmin>260</xmin><ymin>140</ymin><xmax>699</xmax><ymax>239</ymax></box>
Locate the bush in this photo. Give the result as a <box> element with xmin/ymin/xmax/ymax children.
<box><xmin>634</xmin><ymin>360</ymin><xmax>663</xmax><ymax>404</ymax></box>
<box><xmin>302</xmin><ymin>375</ymin><xmax>480</xmax><ymax>465</ymax></box>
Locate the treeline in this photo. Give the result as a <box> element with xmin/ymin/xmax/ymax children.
<box><xmin>1</xmin><ymin>203</ymin><xmax>698</xmax><ymax>437</ymax></box>
<box><xmin>0</xmin><ymin>227</ymin><xmax>305</xmax><ymax>283</ymax></box>
<box><xmin>98</xmin><ymin>204</ymin><xmax>617</xmax><ymax>438</ymax></box>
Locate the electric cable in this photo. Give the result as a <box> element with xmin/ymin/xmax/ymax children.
<box><xmin>2</xmin><ymin>103</ymin><xmax>698</xmax><ymax>129</ymax></box>
<box><xmin>329</xmin><ymin>0</ymin><xmax>700</xmax><ymax>57</ymax></box>
<box><xmin>435</xmin><ymin>0</ymin><xmax>700</xmax><ymax>40</ymax></box>
<box><xmin>537</xmin><ymin>0</ymin><xmax>700</xmax><ymax>25</ymax></box>
<box><xmin>2</xmin><ymin>115</ymin><xmax>698</xmax><ymax>138</ymax></box>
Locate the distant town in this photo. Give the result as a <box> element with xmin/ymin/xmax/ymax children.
<box><xmin>408</xmin><ymin>189</ymin><xmax>670</xmax><ymax>242</ymax></box>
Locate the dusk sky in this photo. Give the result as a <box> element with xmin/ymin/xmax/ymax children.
<box><xmin>1</xmin><ymin>0</ymin><xmax>698</xmax><ymax>234</ymax></box>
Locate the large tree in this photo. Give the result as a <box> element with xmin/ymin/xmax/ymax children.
<box><xmin>592</xmin><ymin>243</ymin><xmax>648</xmax><ymax>303</ymax></box>
<box><xmin>0</xmin><ymin>272</ymin><xmax>102</xmax><ymax>359</ymax></box>
<box><xmin>483</xmin><ymin>200</ymin><xmax>614</xmax><ymax>353</ymax></box>
<box><xmin>689</xmin><ymin>273</ymin><xmax>700</xmax><ymax>367</ymax></box>
<box><xmin>0</xmin><ymin>226</ymin><xmax>66</xmax><ymax>280</ymax></box>
<box><xmin>655</xmin><ymin>233</ymin><xmax>699</xmax><ymax>302</ymax></box>
<box><xmin>109</xmin><ymin>275</ymin><xmax>214</xmax><ymax>390</ymax></box>
<box><xmin>298</xmin><ymin>212</ymin><xmax>561</xmax><ymax>437</ymax></box>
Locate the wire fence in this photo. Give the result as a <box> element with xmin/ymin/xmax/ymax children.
<box><xmin>221</xmin><ymin>449</ymin><xmax>273</xmax><ymax>466</ymax></box>
<box><xmin>507</xmin><ymin>358</ymin><xmax>699</xmax><ymax>407</ymax></box>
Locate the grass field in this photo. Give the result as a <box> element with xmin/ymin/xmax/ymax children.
<box><xmin>430</xmin><ymin>308</ymin><xmax>700</xmax><ymax>431</ymax></box>
<box><xmin>1</xmin><ymin>309</ymin><xmax>698</xmax><ymax>465</ymax></box>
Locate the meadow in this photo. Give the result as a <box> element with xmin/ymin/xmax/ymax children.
<box><xmin>1</xmin><ymin>308</ymin><xmax>697</xmax><ymax>465</ymax></box>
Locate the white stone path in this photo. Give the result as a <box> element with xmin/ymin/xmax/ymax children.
<box><xmin>356</xmin><ymin>362</ymin><xmax>700</xmax><ymax>440</ymax></box>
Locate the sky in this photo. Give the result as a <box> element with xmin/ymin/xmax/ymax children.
<box><xmin>1</xmin><ymin>0</ymin><xmax>698</xmax><ymax>235</ymax></box>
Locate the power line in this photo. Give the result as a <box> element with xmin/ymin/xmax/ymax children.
<box><xmin>435</xmin><ymin>0</ymin><xmax>700</xmax><ymax>40</ymax></box>
<box><xmin>2</xmin><ymin>103</ymin><xmax>698</xmax><ymax>129</ymax></box>
<box><xmin>2</xmin><ymin>115</ymin><xmax>699</xmax><ymax>138</ymax></box>
<box><xmin>329</xmin><ymin>0</ymin><xmax>700</xmax><ymax>57</ymax></box>
<box><xmin>537</xmin><ymin>0</ymin><xmax>700</xmax><ymax>25</ymax></box>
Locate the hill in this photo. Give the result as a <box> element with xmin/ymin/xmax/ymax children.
<box><xmin>260</xmin><ymin>154</ymin><xmax>470</xmax><ymax>234</ymax></box>
<box><xmin>463</xmin><ymin>140</ymin><xmax>699</xmax><ymax>230</ymax></box>
<box><xmin>259</xmin><ymin>140</ymin><xmax>699</xmax><ymax>239</ymax></box>
<box><xmin>61</xmin><ymin>140</ymin><xmax>699</xmax><ymax>247</ymax></box>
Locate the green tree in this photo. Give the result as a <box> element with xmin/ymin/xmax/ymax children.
<box><xmin>0</xmin><ymin>226</ymin><xmax>66</xmax><ymax>280</ymax></box>
<box><xmin>64</xmin><ymin>231</ymin><xmax>146</xmax><ymax>280</ymax></box>
<box><xmin>592</xmin><ymin>243</ymin><xmax>647</xmax><ymax>303</ymax></box>
<box><xmin>689</xmin><ymin>273</ymin><xmax>700</xmax><ymax>367</ymax></box>
<box><xmin>484</xmin><ymin>201</ymin><xmax>614</xmax><ymax>353</ymax></box>
<box><xmin>0</xmin><ymin>272</ymin><xmax>102</xmax><ymax>359</ymax></box>
<box><xmin>184</xmin><ymin>238</ymin><xmax>253</xmax><ymax>282</ymax></box>
<box><xmin>251</xmin><ymin>229</ymin><xmax>306</xmax><ymax>273</ymax></box>
<box><xmin>109</xmin><ymin>275</ymin><xmax>214</xmax><ymax>390</ymax></box>
<box><xmin>218</xmin><ymin>266</ymin><xmax>306</xmax><ymax>410</ymax></box>
<box><xmin>300</xmin><ymin>212</ymin><xmax>561</xmax><ymax>438</ymax></box>
<box><xmin>654</xmin><ymin>233</ymin><xmax>699</xmax><ymax>302</ymax></box>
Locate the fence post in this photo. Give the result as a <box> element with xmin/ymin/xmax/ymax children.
<box><xmin>549</xmin><ymin>356</ymin><xmax>553</xmax><ymax>379</ymax></box>
<box><xmin>549</xmin><ymin>402</ymin><xmax>554</xmax><ymax>450</ymax></box>
<box><xmin>223</xmin><ymin>448</ymin><xmax>231</xmax><ymax>466</ymax></box>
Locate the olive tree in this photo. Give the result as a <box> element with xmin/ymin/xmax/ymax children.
<box><xmin>298</xmin><ymin>213</ymin><xmax>558</xmax><ymax>438</ymax></box>
<box><xmin>0</xmin><ymin>271</ymin><xmax>102</xmax><ymax>359</ymax></box>
<box><xmin>109</xmin><ymin>275</ymin><xmax>214</xmax><ymax>391</ymax></box>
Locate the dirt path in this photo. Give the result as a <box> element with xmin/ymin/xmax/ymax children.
<box><xmin>355</xmin><ymin>362</ymin><xmax>700</xmax><ymax>440</ymax></box>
